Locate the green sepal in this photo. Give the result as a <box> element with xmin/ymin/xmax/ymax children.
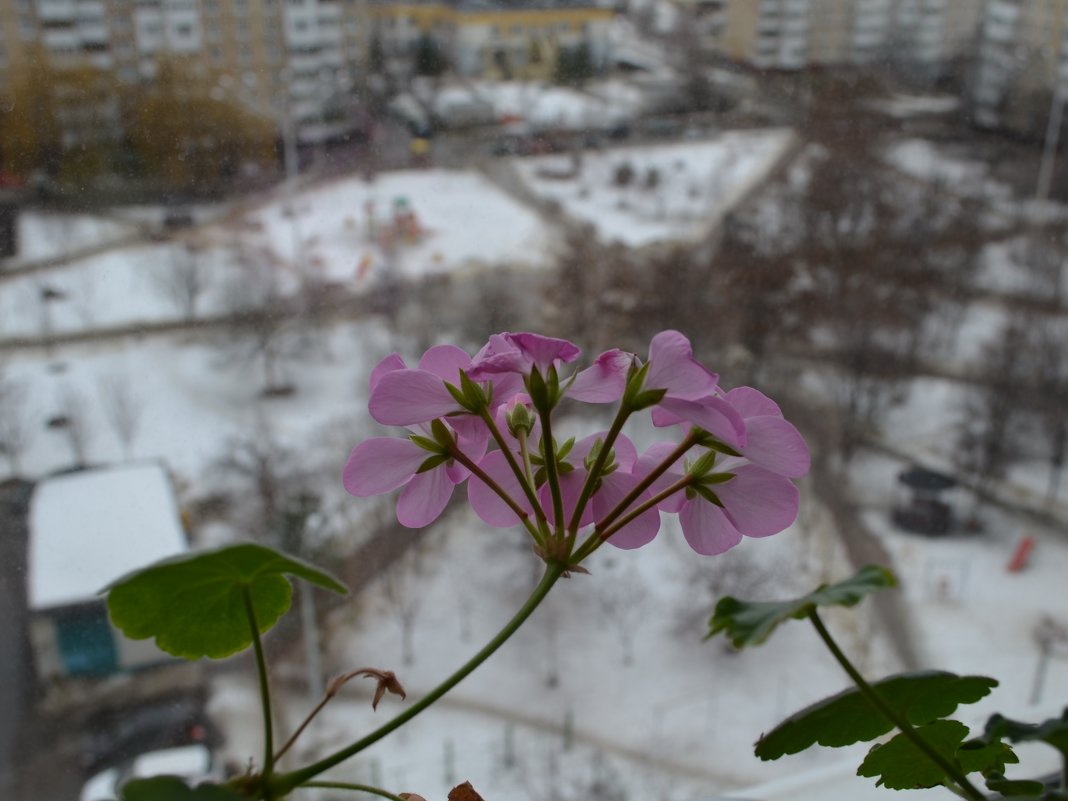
<box><xmin>691</xmin><ymin>483</ymin><xmax>723</xmax><ymax>506</ymax></box>
<box><xmin>629</xmin><ymin>387</ymin><xmax>667</xmax><ymax>412</ymax></box>
<box><xmin>444</xmin><ymin>381</ymin><xmax>468</xmax><ymax>409</ymax></box>
<box><xmin>119</xmin><ymin>777</ymin><xmax>244</xmax><ymax>801</ymax></box>
<box><xmin>527</xmin><ymin>365</ymin><xmax>551</xmax><ymax>413</ymax></box>
<box><xmin>417</xmin><ymin>454</ymin><xmax>451</xmax><ymax>473</ymax></box>
<box><xmin>701</xmin><ymin>472</ymin><xmax>735</xmax><ymax>485</ymax></box>
<box><xmin>708</xmin><ymin>565</ymin><xmax>897</xmax><ymax>648</ymax></box>
<box><xmin>694</xmin><ymin>431</ymin><xmax>743</xmax><ymax>457</ymax></box>
<box><xmin>754</xmin><ymin>671</ymin><xmax>998</xmax><ymax>760</ymax></box>
<box><xmin>458</xmin><ymin>370</ymin><xmax>489</xmax><ymax>413</ymax></box>
<box><xmin>106</xmin><ymin>543</ymin><xmax>346</xmax><ymax>660</ymax></box>
<box><xmin>622</xmin><ymin>361</ymin><xmax>652</xmax><ymax>407</ymax></box>
<box><xmin>687</xmin><ymin>450</ymin><xmax>718</xmax><ymax>478</ymax></box>
<box><xmin>429</xmin><ymin>418</ymin><xmax>454</xmax><ymax>447</ymax></box>
<box><xmin>857</xmin><ymin>720</ymin><xmax>968</xmax><ymax>790</ymax></box>
<box><xmin>557</xmin><ymin>436</ymin><xmax>575</xmax><ymax>463</ymax></box>
<box><xmin>409</xmin><ymin>434</ymin><xmax>443</xmax><ymax>453</ymax></box>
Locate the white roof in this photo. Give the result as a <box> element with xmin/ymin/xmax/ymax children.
<box><xmin>28</xmin><ymin>463</ymin><xmax>188</xmax><ymax>610</ymax></box>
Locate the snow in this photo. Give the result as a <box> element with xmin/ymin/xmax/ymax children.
<box><xmin>4</xmin><ymin>211</ymin><xmax>141</xmax><ymax>267</ymax></box>
<box><xmin>27</xmin><ymin>463</ymin><xmax>189</xmax><ymax>609</ymax></box>
<box><xmin>869</xmin><ymin>94</ymin><xmax>960</xmax><ymax>118</ymax></box>
<box><xmin>883</xmin><ymin>139</ymin><xmax>1011</xmax><ymax>200</ymax></box>
<box><xmin>445</xmin><ymin>80</ymin><xmax>643</xmax><ymax>130</ymax></box>
<box><xmin>5</xmin><ymin>122</ymin><xmax>1068</xmax><ymax>800</ymax></box>
<box><xmin>512</xmin><ymin>130</ymin><xmax>795</xmax><ymax>246</ymax></box>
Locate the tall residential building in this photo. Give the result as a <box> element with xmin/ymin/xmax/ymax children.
<box><xmin>713</xmin><ymin>0</ymin><xmax>982</xmax><ymax>72</ymax></box>
<box><xmin>972</xmin><ymin>0</ymin><xmax>1068</xmax><ymax>132</ymax></box>
<box><xmin>0</xmin><ymin>0</ymin><xmax>367</xmax><ymax>148</ymax></box>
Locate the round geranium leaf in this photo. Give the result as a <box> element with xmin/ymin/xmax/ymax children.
<box><xmin>105</xmin><ymin>543</ymin><xmax>347</xmax><ymax>660</ymax></box>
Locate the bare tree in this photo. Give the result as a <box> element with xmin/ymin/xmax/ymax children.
<box><xmin>97</xmin><ymin>373</ymin><xmax>143</xmax><ymax>460</ymax></box>
<box><xmin>153</xmin><ymin>242</ymin><xmax>205</xmax><ymax>322</ymax></box>
<box><xmin>1026</xmin><ymin>315</ymin><xmax>1068</xmax><ymax>504</ymax></box>
<box><xmin>220</xmin><ymin>245</ymin><xmax>301</xmax><ymax>396</ymax></box>
<box><xmin>0</xmin><ymin>374</ymin><xmax>32</xmax><ymax>476</ymax></box>
<box><xmin>954</xmin><ymin>315</ymin><xmax>1031</xmax><ymax>521</ymax></box>
<box><xmin>52</xmin><ymin>384</ymin><xmax>93</xmax><ymax>468</ymax></box>
<box><xmin>375</xmin><ymin>526</ymin><xmax>443</xmax><ymax>666</ymax></box>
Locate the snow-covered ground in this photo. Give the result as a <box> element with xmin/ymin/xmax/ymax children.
<box><xmin>512</xmin><ymin>130</ymin><xmax>795</xmax><ymax>247</ymax></box>
<box><xmin>4</xmin><ymin>125</ymin><xmax>1068</xmax><ymax>801</ymax></box>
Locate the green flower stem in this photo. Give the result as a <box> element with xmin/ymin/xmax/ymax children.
<box><xmin>243</xmin><ymin>587</ymin><xmax>275</xmax><ymax>784</ymax></box>
<box><xmin>302</xmin><ymin>781</ymin><xmax>407</xmax><ymax>801</ymax></box>
<box><xmin>808</xmin><ymin>611</ymin><xmax>986</xmax><ymax>801</ymax></box>
<box><xmin>567</xmin><ymin>403</ymin><xmax>631</xmax><ymax>534</ymax></box>
<box><xmin>480</xmin><ymin>410</ymin><xmax>550</xmax><ymax>531</ymax></box>
<box><xmin>518</xmin><ymin>429</ymin><xmax>536</xmax><ymax>487</ymax></box>
<box><xmin>537</xmin><ymin>408</ymin><xmax>565</xmax><ymax>536</ymax></box>
<box><xmin>448</xmin><ymin>445</ymin><xmax>543</xmax><ymax>547</ymax></box>
<box><xmin>269</xmin><ymin>561</ymin><xmax>567</xmax><ymax>797</ymax></box>
<box><xmin>573</xmin><ymin>429</ymin><xmax>700</xmax><ymax>563</ymax></box>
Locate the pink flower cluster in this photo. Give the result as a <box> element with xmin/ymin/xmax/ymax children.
<box><xmin>344</xmin><ymin>331</ymin><xmax>809</xmax><ymax>559</ymax></box>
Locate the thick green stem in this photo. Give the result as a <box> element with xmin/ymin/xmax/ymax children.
<box><xmin>243</xmin><ymin>587</ymin><xmax>275</xmax><ymax>783</ymax></box>
<box><xmin>567</xmin><ymin>404</ymin><xmax>631</xmax><ymax>533</ymax></box>
<box><xmin>809</xmin><ymin>611</ymin><xmax>986</xmax><ymax>801</ymax></box>
<box><xmin>538</xmin><ymin>408</ymin><xmax>565</xmax><ymax>534</ymax></box>
<box><xmin>269</xmin><ymin>561</ymin><xmax>567</xmax><ymax>796</ymax></box>
<box><xmin>303</xmin><ymin>781</ymin><xmax>407</xmax><ymax>801</ymax></box>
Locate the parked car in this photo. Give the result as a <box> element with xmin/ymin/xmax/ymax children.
<box><xmin>81</xmin><ymin>693</ymin><xmax>217</xmax><ymax>775</ymax></box>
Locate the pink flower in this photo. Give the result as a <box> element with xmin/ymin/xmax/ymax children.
<box><xmin>368</xmin><ymin>345</ymin><xmax>522</xmax><ymax>426</ymax></box>
<box><xmin>467</xmin><ymin>432</ymin><xmax>661</xmax><ymax>548</ymax></box>
<box><xmin>568</xmin><ymin>349</ymin><xmax>634</xmax><ymax>403</ymax></box>
<box><xmin>343</xmin><ymin>416</ymin><xmax>488</xmax><ymax>528</ymax></box>
<box><xmin>467</xmin><ymin>332</ymin><xmax>581</xmax><ymax>380</ymax></box>
<box><xmin>636</xmin><ymin>442</ymin><xmax>800</xmax><ymax>555</ymax></box>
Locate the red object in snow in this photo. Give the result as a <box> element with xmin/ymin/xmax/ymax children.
<box><xmin>1007</xmin><ymin>536</ymin><xmax>1035</xmax><ymax>572</ymax></box>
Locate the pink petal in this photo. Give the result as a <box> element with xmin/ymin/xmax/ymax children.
<box><xmin>741</xmin><ymin>416</ymin><xmax>810</xmax><ymax>478</ymax></box>
<box><xmin>717</xmin><ymin>465</ymin><xmax>799</xmax><ymax>538</ymax></box>
<box><xmin>725</xmin><ymin>386</ymin><xmax>783</xmax><ymax>419</ymax></box>
<box><xmin>650</xmin><ymin>406</ymin><xmax>685</xmax><ymax>427</ymax></box>
<box><xmin>537</xmin><ymin>470</ymin><xmax>592</xmax><ymax>529</ymax></box>
<box><xmin>486</xmin><ymin>373</ymin><xmax>526</xmax><ymax>410</ymax></box>
<box><xmin>418</xmin><ymin>344</ymin><xmax>472</xmax><ymax>383</ymax></box>
<box><xmin>467</xmin><ymin>450</ymin><xmax>533</xmax><ymax>527</ymax></box>
<box><xmin>396</xmin><ymin>468</ymin><xmax>454</xmax><ymax>528</ymax></box>
<box><xmin>468</xmin><ymin>333</ymin><xmax>525</xmax><ymax>378</ymax></box>
<box><xmin>635</xmin><ymin>442</ymin><xmax>687</xmax><ymax>513</ymax></box>
<box><xmin>370</xmin><ymin>353</ymin><xmax>407</xmax><ymax>392</ymax></box>
<box><xmin>645</xmin><ymin>330</ymin><xmax>718</xmax><ymax>400</ymax></box>
<box><xmin>568</xmin><ymin>349</ymin><xmax>632</xmax><ymax>403</ymax></box>
<box><xmin>343</xmin><ymin>438</ymin><xmax>424</xmax><ymax>496</ymax></box>
<box><xmin>369</xmin><ymin>369</ymin><xmax>457</xmax><ymax>425</ymax></box>
<box><xmin>680</xmin><ymin>500</ymin><xmax>743</xmax><ymax>555</ymax></box>
<box><xmin>658</xmin><ymin>396</ymin><xmax>747</xmax><ymax>448</ymax></box>
<box><xmin>597</xmin><ymin>473</ymin><xmax>661</xmax><ymax>550</ymax></box>
<box><xmin>510</xmin><ymin>332</ymin><xmax>581</xmax><ymax>372</ymax></box>
<box><xmin>568</xmin><ymin>432</ymin><xmax>637</xmax><ymax>471</ymax></box>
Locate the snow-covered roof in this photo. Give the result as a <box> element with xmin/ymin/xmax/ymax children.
<box><xmin>28</xmin><ymin>463</ymin><xmax>188</xmax><ymax>611</ymax></box>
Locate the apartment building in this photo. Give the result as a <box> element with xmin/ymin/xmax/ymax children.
<box><xmin>367</xmin><ymin>0</ymin><xmax>613</xmax><ymax>82</ymax></box>
<box><xmin>712</xmin><ymin>0</ymin><xmax>982</xmax><ymax>72</ymax></box>
<box><xmin>0</xmin><ymin>0</ymin><xmax>367</xmax><ymax>149</ymax></box>
<box><xmin>972</xmin><ymin>0</ymin><xmax>1068</xmax><ymax>132</ymax></box>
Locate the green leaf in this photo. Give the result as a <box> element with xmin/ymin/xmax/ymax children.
<box><xmin>106</xmin><ymin>543</ymin><xmax>347</xmax><ymax>660</ymax></box>
<box><xmin>416</xmin><ymin>454</ymin><xmax>450</xmax><ymax>473</ymax></box>
<box><xmin>858</xmin><ymin>720</ymin><xmax>969</xmax><ymax>789</ymax></box>
<box><xmin>755</xmin><ymin>671</ymin><xmax>997</xmax><ymax>760</ymax></box>
<box><xmin>708</xmin><ymin>565</ymin><xmax>897</xmax><ymax>648</ymax></box>
<box><xmin>120</xmin><ymin>777</ymin><xmax>244</xmax><ymax>801</ymax></box>
<box><xmin>984</xmin><ymin>709</ymin><xmax>1068</xmax><ymax>759</ymax></box>
<box><xmin>956</xmin><ymin>738</ymin><xmax>1018</xmax><ymax>776</ymax></box>
<box><xmin>985</xmin><ymin>775</ymin><xmax>1046</xmax><ymax>796</ymax></box>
